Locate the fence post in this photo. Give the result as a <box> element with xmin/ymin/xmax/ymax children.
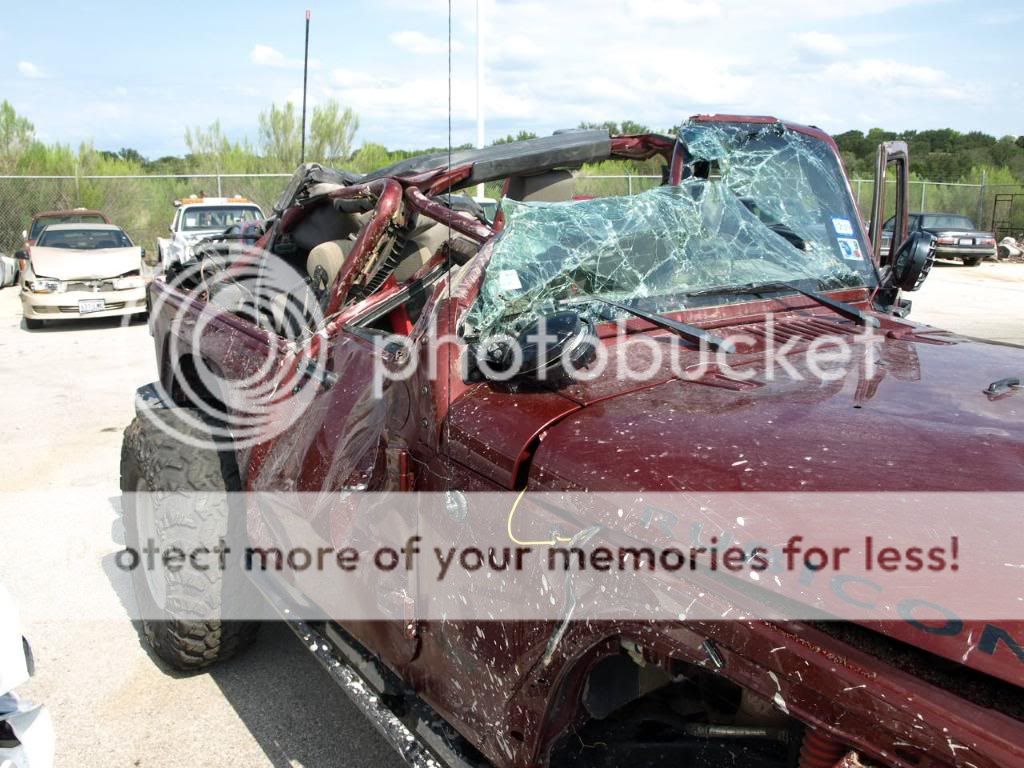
<box><xmin>856</xmin><ymin>179</ymin><xmax>863</xmax><ymax>209</ymax></box>
<box><xmin>627</xmin><ymin>174</ymin><xmax>633</xmax><ymax>196</ymax></box>
<box><xmin>920</xmin><ymin>181</ymin><xmax>926</xmax><ymax>213</ymax></box>
<box><xmin>216</xmin><ymin>173</ymin><xmax>223</xmax><ymax>197</ymax></box>
<box><xmin>977</xmin><ymin>171</ymin><xmax>987</xmax><ymax>226</ymax></box>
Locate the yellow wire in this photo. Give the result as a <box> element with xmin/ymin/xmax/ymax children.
<box><xmin>506</xmin><ymin>487</ymin><xmax>575</xmax><ymax>547</ymax></box>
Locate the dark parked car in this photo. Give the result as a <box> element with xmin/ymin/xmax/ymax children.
<box><xmin>882</xmin><ymin>212</ymin><xmax>996</xmax><ymax>266</ymax></box>
<box><xmin>120</xmin><ymin>118</ymin><xmax>1023</xmax><ymax>768</ymax></box>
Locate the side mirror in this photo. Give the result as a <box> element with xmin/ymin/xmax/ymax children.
<box><xmin>140</xmin><ymin>247</ymin><xmax>147</xmax><ymax>259</ymax></box>
<box><xmin>169</xmin><ymin>225</ymin><xmax>175</xmax><ymax>234</ymax></box>
<box><xmin>14</xmin><ymin>250</ymin><xmax>27</xmax><ymax>262</ymax></box>
<box><xmin>471</xmin><ymin>311</ymin><xmax>597</xmax><ymax>384</ymax></box>
<box><xmin>892</xmin><ymin>231</ymin><xmax>935</xmax><ymax>292</ymax></box>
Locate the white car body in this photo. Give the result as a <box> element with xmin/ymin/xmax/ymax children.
<box><xmin>156</xmin><ymin>197</ymin><xmax>264</xmax><ymax>270</ymax></box>
<box><xmin>0</xmin><ymin>254</ymin><xmax>17</xmax><ymax>288</ymax></box>
<box><xmin>0</xmin><ymin>584</ymin><xmax>54</xmax><ymax>768</ymax></box>
<box><xmin>19</xmin><ymin>223</ymin><xmax>147</xmax><ymax>325</ymax></box>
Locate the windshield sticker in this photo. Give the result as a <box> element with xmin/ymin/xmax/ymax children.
<box><xmin>832</xmin><ymin>217</ymin><xmax>854</xmax><ymax>236</ymax></box>
<box><xmin>498</xmin><ymin>269</ymin><xmax>523</xmax><ymax>292</ymax></box>
<box><xmin>837</xmin><ymin>237</ymin><xmax>864</xmax><ymax>261</ymax></box>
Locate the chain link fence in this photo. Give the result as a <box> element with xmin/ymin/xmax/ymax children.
<box><xmin>2</xmin><ymin>172</ymin><xmax>1023</xmax><ymax>255</ymax></box>
<box><xmin>850</xmin><ymin>179</ymin><xmax>1024</xmax><ymax>237</ymax></box>
<box><xmin>0</xmin><ymin>173</ymin><xmax>291</xmax><ymax>255</ymax></box>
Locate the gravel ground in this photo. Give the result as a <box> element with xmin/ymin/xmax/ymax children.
<box><xmin>910</xmin><ymin>259</ymin><xmax>1024</xmax><ymax>345</ymax></box>
<box><xmin>0</xmin><ymin>286</ymin><xmax>404</xmax><ymax>768</ymax></box>
<box><xmin>0</xmin><ymin>261</ymin><xmax>1020</xmax><ymax>767</ymax></box>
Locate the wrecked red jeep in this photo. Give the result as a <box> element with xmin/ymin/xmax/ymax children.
<box><xmin>120</xmin><ymin>116</ymin><xmax>1024</xmax><ymax>768</ymax></box>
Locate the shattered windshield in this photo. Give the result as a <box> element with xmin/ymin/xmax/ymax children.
<box><xmin>464</xmin><ymin>121</ymin><xmax>875</xmax><ymax>340</ymax></box>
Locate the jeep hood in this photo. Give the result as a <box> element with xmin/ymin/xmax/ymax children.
<box><xmin>448</xmin><ymin>325</ymin><xmax>1024</xmax><ymax>493</ymax></box>
<box><xmin>29</xmin><ymin>245</ymin><xmax>141</xmax><ymax>281</ymax></box>
<box><xmin>528</xmin><ymin>331</ymin><xmax>1024</xmax><ymax>493</ymax></box>
<box><xmin>445</xmin><ymin>325</ymin><xmax>1024</xmax><ymax>687</ymax></box>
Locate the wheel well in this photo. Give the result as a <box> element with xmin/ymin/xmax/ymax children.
<box><xmin>545</xmin><ymin>641</ymin><xmax>803</xmax><ymax>768</ymax></box>
<box><xmin>167</xmin><ymin>353</ymin><xmax>226</xmax><ymax>412</ymax></box>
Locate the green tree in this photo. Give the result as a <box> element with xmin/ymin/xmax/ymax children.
<box><xmin>308</xmin><ymin>101</ymin><xmax>359</xmax><ymax>164</ymax></box>
<box><xmin>619</xmin><ymin>120</ymin><xmax>651</xmax><ymax>135</ymax></box>
<box><xmin>185</xmin><ymin>120</ymin><xmax>232</xmax><ymax>158</ymax></box>
<box><xmin>0</xmin><ymin>100</ymin><xmax>35</xmax><ymax>173</ymax></box>
<box><xmin>118</xmin><ymin>148</ymin><xmax>147</xmax><ymax>165</ymax></box>
<box><xmin>492</xmin><ymin>130</ymin><xmax>539</xmax><ymax>145</ymax></box>
<box><xmin>258</xmin><ymin>102</ymin><xmax>300</xmax><ymax>168</ymax></box>
<box><xmin>183</xmin><ymin>120</ymin><xmax>261</xmax><ymax>173</ymax></box>
<box><xmin>259</xmin><ymin>99</ymin><xmax>359</xmax><ymax>169</ymax></box>
<box><xmin>350</xmin><ymin>142</ymin><xmax>399</xmax><ymax>173</ymax></box>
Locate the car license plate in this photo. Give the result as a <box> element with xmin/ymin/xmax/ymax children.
<box><xmin>79</xmin><ymin>299</ymin><xmax>106</xmax><ymax>314</ymax></box>
<box><xmin>958</xmin><ymin>238</ymin><xmax>973</xmax><ymax>245</ymax></box>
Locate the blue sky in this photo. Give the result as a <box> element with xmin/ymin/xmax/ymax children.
<box><xmin>2</xmin><ymin>0</ymin><xmax>1021</xmax><ymax>158</ymax></box>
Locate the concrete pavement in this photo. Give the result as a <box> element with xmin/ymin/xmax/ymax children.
<box><xmin>0</xmin><ymin>286</ymin><xmax>404</xmax><ymax>768</ymax></box>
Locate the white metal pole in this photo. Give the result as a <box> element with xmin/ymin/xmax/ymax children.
<box><xmin>475</xmin><ymin>0</ymin><xmax>486</xmax><ymax>199</ymax></box>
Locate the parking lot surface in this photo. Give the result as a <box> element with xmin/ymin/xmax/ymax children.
<box><xmin>0</xmin><ymin>287</ymin><xmax>404</xmax><ymax>768</ymax></box>
<box><xmin>910</xmin><ymin>259</ymin><xmax>1024</xmax><ymax>345</ymax></box>
<box><xmin>0</xmin><ymin>261</ymin><xmax>1021</xmax><ymax>767</ymax></box>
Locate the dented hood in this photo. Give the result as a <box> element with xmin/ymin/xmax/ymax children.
<box><xmin>29</xmin><ymin>245</ymin><xmax>141</xmax><ymax>281</ymax></box>
<box><xmin>448</xmin><ymin>325</ymin><xmax>1024</xmax><ymax>493</ymax></box>
<box><xmin>528</xmin><ymin>331</ymin><xmax>1024</xmax><ymax>493</ymax></box>
<box><xmin>446</xmin><ymin>325</ymin><xmax>1024</xmax><ymax>687</ymax></box>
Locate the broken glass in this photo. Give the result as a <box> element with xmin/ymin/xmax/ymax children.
<box><xmin>463</xmin><ymin>121</ymin><xmax>876</xmax><ymax>340</ymax></box>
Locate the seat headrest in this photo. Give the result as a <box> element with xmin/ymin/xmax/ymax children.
<box><xmin>504</xmin><ymin>170</ymin><xmax>574</xmax><ymax>203</ymax></box>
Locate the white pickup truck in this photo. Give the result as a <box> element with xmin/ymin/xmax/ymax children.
<box><xmin>156</xmin><ymin>195</ymin><xmax>265</xmax><ymax>270</ymax></box>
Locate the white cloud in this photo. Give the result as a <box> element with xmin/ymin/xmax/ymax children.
<box><xmin>249</xmin><ymin>44</ymin><xmax>320</xmax><ymax>70</ymax></box>
<box><xmin>389</xmin><ymin>30</ymin><xmax>463</xmax><ymax>55</ymax></box>
<box><xmin>793</xmin><ymin>31</ymin><xmax>848</xmax><ymax>58</ymax></box>
<box><xmin>822</xmin><ymin>57</ymin><xmax>967</xmax><ymax>99</ymax></box>
<box><xmin>14</xmin><ymin>0</ymin><xmax>1013</xmax><ymax>155</ymax></box>
<box><xmin>331</xmin><ymin>69</ymin><xmax>385</xmax><ymax>89</ymax></box>
<box><xmin>630</xmin><ymin>0</ymin><xmax>721</xmax><ymax>22</ymax></box>
<box><xmin>17</xmin><ymin>61</ymin><xmax>46</xmax><ymax>79</ymax></box>
<box><xmin>978</xmin><ymin>10</ymin><xmax>1024</xmax><ymax>25</ymax></box>
<box><xmin>740</xmin><ymin>0</ymin><xmax>941</xmax><ymax>20</ymax></box>
<box><xmin>288</xmin><ymin>0</ymin><xmax>992</xmax><ymax>150</ymax></box>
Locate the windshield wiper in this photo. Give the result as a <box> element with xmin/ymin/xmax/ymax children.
<box><xmin>578</xmin><ymin>295</ymin><xmax>735</xmax><ymax>353</ymax></box>
<box><xmin>685</xmin><ymin>281</ymin><xmax>879</xmax><ymax>328</ymax></box>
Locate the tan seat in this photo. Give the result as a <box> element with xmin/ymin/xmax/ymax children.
<box><xmin>307</xmin><ymin>239</ymin><xmax>355</xmax><ymax>295</ymax></box>
<box><xmin>504</xmin><ymin>170</ymin><xmax>575</xmax><ymax>202</ymax></box>
<box><xmin>393</xmin><ymin>222</ymin><xmax>450</xmax><ymax>283</ymax></box>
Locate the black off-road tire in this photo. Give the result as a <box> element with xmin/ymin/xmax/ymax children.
<box><xmin>963</xmin><ymin>256</ymin><xmax>982</xmax><ymax>267</ymax></box>
<box><xmin>120</xmin><ymin>408</ymin><xmax>259</xmax><ymax>670</ymax></box>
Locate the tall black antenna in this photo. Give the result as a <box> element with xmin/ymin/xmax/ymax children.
<box><xmin>445</xmin><ymin>0</ymin><xmax>453</xmax><ymax>490</ymax></box>
<box><xmin>300</xmin><ymin>9</ymin><xmax>311</xmax><ymax>164</ymax></box>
